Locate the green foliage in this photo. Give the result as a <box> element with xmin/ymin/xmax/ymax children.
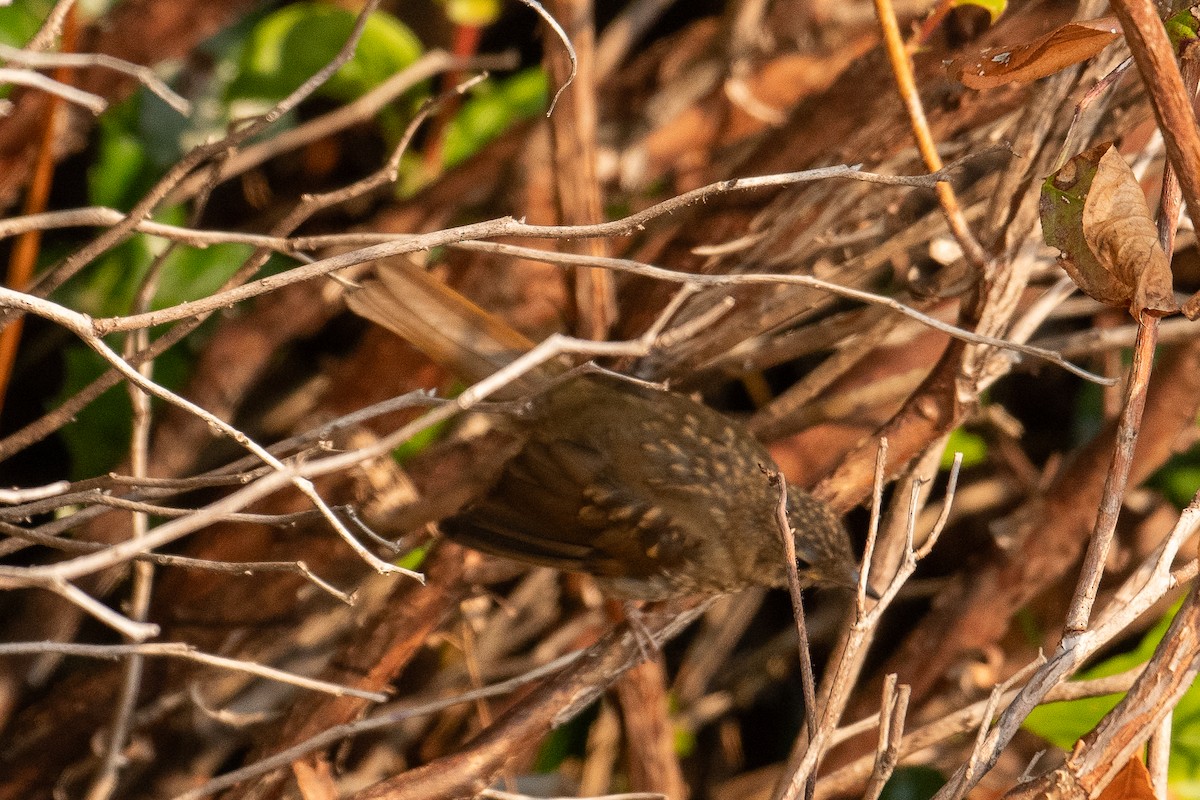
<box><xmin>88</xmin><ymin>99</ymin><xmax>156</xmax><ymax>211</ymax></box>
<box><xmin>53</xmin><ymin>345</ymin><xmax>131</xmax><ymax>480</ymax></box>
<box><xmin>879</xmin><ymin>766</ymin><xmax>946</xmax><ymax>800</ymax></box>
<box><xmin>532</xmin><ymin>701</ymin><xmax>598</xmax><ymax>772</ymax></box>
<box><xmin>60</xmin><ymin>206</ymin><xmax>253</xmax><ymax>319</ymax></box>
<box><xmin>229</xmin><ymin>3</ymin><xmax>423</xmax><ymax>106</ymax></box>
<box><xmin>394</xmin><ymin>542</ymin><xmax>430</xmax><ymax>573</ymax></box>
<box><xmin>392</xmin><ymin>416</ymin><xmax>453</xmax><ymax>463</ymax></box>
<box><xmin>1166</xmin><ymin>7</ymin><xmax>1200</xmax><ymax>49</ymax></box>
<box><xmin>942</xmin><ymin>427</ymin><xmax>988</xmax><ymax>470</ymax></box>
<box><xmin>1150</xmin><ymin>445</ymin><xmax>1200</xmax><ymax>508</ymax></box>
<box><xmin>1072</xmin><ymin>380</ymin><xmax>1105</xmax><ymax>445</ymax></box>
<box><xmin>441</xmin><ymin>68</ymin><xmax>548</xmax><ymax>169</ymax></box>
<box><xmin>0</xmin><ymin>0</ymin><xmax>55</xmax><ymax>47</ymax></box>
<box><xmin>40</xmin><ymin>3</ymin><xmax>547</xmax><ymax>481</ymax></box>
<box><xmin>673</xmin><ymin>724</ymin><xmax>697</xmax><ymax>758</ymax></box>
<box><xmin>52</xmin><ymin>341</ymin><xmax>193</xmax><ymax>480</ymax></box>
<box><xmin>51</xmin><ymin>100</ymin><xmax>261</xmax><ymax>477</ymax></box>
<box><xmin>49</xmin><ymin>206</ymin><xmax>250</xmax><ymax>476</ymax></box>
<box><xmin>1024</xmin><ymin>601</ymin><xmax>1200</xmax><ymax>797</ymax></box>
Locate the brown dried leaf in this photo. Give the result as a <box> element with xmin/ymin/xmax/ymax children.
<box><xmin>1095</xmin><ymin>757</ymin><xmax>1156</xmax><ymax>800</ymax></box>
<box><xmin>1183</xmin><ymin>290</ymin><xmax>1200</xmax><ymax>320</ymax></box>
<box><xmin>294</xmin><ymin>759</ymin><xmax>338</xmax><ymax>800</ymax></box>
<box><xmin>949</xmin><ymin>17</ymin><xmax>1122</xmax><ymax>89</ymax></box>
<box><xmin>1082</xmin><ymin>146</ymin><xmax>1179</xmax><ymax>316</ymax></box>
<box><xmin>1042</xmin><ymin>143</ymin><xmax>1124</xmax><ymax>304</ymax></box>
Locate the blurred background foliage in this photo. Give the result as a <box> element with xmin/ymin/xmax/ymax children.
<box><xmin>2</xmin><ymin>0</ymin><xmax>548</xmax><ymax>480</ymax></box>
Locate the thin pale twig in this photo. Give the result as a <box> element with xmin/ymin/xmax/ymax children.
<box><xmin>0</xmin><ymin>43</ymin><xmax>190</xmax><ymax>113</ymax></box>
<box><xmin>0</xmin><ymin>642</ymin><xmax>388</xmax><ymax>701</ymax></box>
<box><xmin>772</xmin><ymin>476</ymin><xmax>819</xmax><ymax>800</ymax></box>
<box><xmin>0</xmin><ymin>67</ymin><xmax>105</xmax><ymax>112</ymax></box>
<box><xmin>88</xmin><ymin>161</ymin><xmax>967</xmax><ymax>335</ymax></box>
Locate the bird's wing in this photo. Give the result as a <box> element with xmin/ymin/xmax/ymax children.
<box><xmin>440</xmin><ymin>435</ymin><xmax>692</xmax><ymax>580</ymax></box>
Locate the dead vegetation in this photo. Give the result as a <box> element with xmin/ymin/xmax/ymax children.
<box><xmin>0</xmin><ymin>1</ymin><xmax>1197</xmax><ymax>799</ymax></box>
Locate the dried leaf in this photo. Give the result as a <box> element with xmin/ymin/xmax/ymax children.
<box><xmin>1083</xmin><ymin>146</ymin><xmax>1178</xmax><ymax>316</ymax></box>
<box><xmin>1095</xmin><ymin>757</ymin><xmax>1156</xmax><ymax>800</ymax></box>
<box><xmin>1042</xmin><ymin>143</ymin><xmax>1128</xmax><ymax>304</ymax></box>
<box><xmin>1041</xmin><ymin>143</ymin><xmax>1178</xmax><ymax>317</ymax></box>
<box><xmin>948</xmin><ymin>17</ymin><xmax>1121</xmax><ymax>89</ymax></box>
<box><xmin>293</xmin><ymin>759</ymin><xmax>338</xmax><ymax>800</ymax></box>
<box><xmin>1183</xmin><ymin>290</ymin><xmax>1200</xmax><ymax>320</ymax></box>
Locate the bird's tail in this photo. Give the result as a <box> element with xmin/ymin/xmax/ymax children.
<box><xmin>346</xmin><ymin>260</ymin><xmax>555</xmax><ymax>394</ymax></box>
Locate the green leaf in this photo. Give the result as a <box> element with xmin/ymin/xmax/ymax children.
<box><xmin>54</xmin><ymin>345</ymin><xmax>131</xmax><ymax>480</ymax></box>
<box><xmin>52</xmin><ymin>340</ymin><xmax>195</xmax><ymax>480</ymax></box>
<box><xmin>879</xmin><ymin>767</ymin><xmax>946</xmax><ymax>800</ymax></box>
<box><xmin>1024</xmin><ymin>600</ymin><xmax>1200</xmax><ymax>798</ymax></box>
<box><xmin>1166</xmin><ymin>8</ymin><xmax>1200</xmax><ymax>49</ymax></box>
<box><xmin>942</xmin><ymin>428</ymin><xmax>988</xmax><ymax>469</ymax></box>
<box><xmin>229</xmin><ymin>3</ymin><xmax>424</xmax><ymax>105</ymax></box>
<box><xmin>674</xmin><ymin>725</ymin><xmax>697</xmax><ymax>758</ymax></box>
<box><xmin>441</xmin><ymin>68</ymin><xmax>549</xmax><ymax>169</ymax></box>
<box><xmin>89</xmin><ymin>100</ymin><xmax>154</xmax><ymax>211</ymax></box>
<box><xmin>394</xmin><ymin>542</ymin><xmax>430</xmax><ymax>573</ymax></box>
<box><xmin>61</xmin><ymin>205</ymin><xmax>254</xmax><ymax>320</ymax></box>
<box><xmin>0</xmin><ymin>0</ymin><xmax>55</xmax><ymax>48</ymax></box>
<box><xmin>1150</xmin><ymin>453</ymin><xmax>1200</xmax><ymax>508</ymax></box>
<box><xmin>391</xmin><ymin>415</ymin><xmax>453</xmax><ymax>463</ymax></box>
<box><xmin>1041</xmin><ymin>143</ymin><xmax>1177</xmax><ymax>316</ymax></box>
<box><xmin>531</xmin><ymin>701</ymin><xmax>598</xmax><ymax>772</ymax></box>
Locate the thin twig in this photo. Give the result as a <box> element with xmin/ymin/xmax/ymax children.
<box><xmin>773</xmin><ymin>476</ymin><xmax>819</xmax><ymax>800</ymax></box>
<box><xmin>449</xmin><ymin>241</ymin><xmax>1110</xmax><ymax>384</ymax></box>
<box><xmin>774</xmin><ymin>453</ymin><xmax>957</xmax><ymax>800</ymax></box>
<box><xmin>930</xmin><ymin>498</ymin><xmax>1200</xmax><ymax>800</ymax></box>
<box><xmin>518</xmin><ymin>0</ymin><xmax>576</xmax><ymax>114</ymax></box>
<box><xmin>1147</xmin><ymin>712</ymin><xmax>1172</xmax><ymax>800</ymax></box>
<box><xmin>0</xmin><ymin>481</ymin><xmax>69</xmax><ymax>503</ymax></box>
<box><xmin>0</xmin><ymin>310</ymin><xmax>754</xmax><ymax>590</ymax></box>
<box><xmin>872</xmin><ymin>0</ymin><xmax>986</xmax><ymax>270</ymax></box>
<box><xmin>1061</xmin><ymin>315</ymin><xmax>1160</xmax><ymax>635</ymax></box>
<box><xmin>162</xmin><ymin>50</ymin><xmax>515</xmax><ymax>204</ymax></box>
<box><xmin>0</xmin><ymin>642</ymin><xmax>389</xmax><ymax>701</ymax></box>
<box><xmin>86</xmin><ymin>313</ymin><xmax>158</xmax><ymax>800</ymax></box>
<box><xmin>171</xmin><ymin>607</ymin><xmax>711</xmax><ymax>800</ymax></box>
<box><xmin>44</xmin><ymin>578</ymin><xmax>160</xmax><ymax>640</ymax></box>
<box><xmin>26</xmin><ymin>0</ymin><xmax>77</xmax><ymax>52</ymax></box>
<box><xmin>22</xmin><ymin>0</ymin><xmax>383</xmax><ymax>302</ymax></box>
<box><xmin>87</xmin><ymin>161</ymin><xmax>966</xmax><ymax>334</ymax></box>
<box><xmin>862</xmin><ymin>675</ymin><xmax>910</xmax><ymax>800</ymax></box>
<box><xmin>0</xmin><ymin>43</ymin><xmax>190</xmax><ymax>113</ymax></box>
<box><xmin>0</xmin><ymin>67</ymin><xmax>105</xmax><ymax>112</ymax></box>
<box><xmin>0</xmin><ymin>212</ymin><xmax>1100</xmax><ymax>383</ymax></box>
<box><xmin>1110</xmin><ymin>0</ymin><xmax>1200</xmax><ymax>235</ymax></box>
<box><xmin>0</xmin><ymin>286</ymin><xmax>417</xmax><ymax>582</ymax></box>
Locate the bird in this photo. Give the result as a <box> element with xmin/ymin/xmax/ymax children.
<box><xmin>347</xmin><ymin>261</ymin><xmax>859</xmax><ymax>599</ymax></box>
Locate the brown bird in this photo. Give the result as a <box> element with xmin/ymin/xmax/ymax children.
<box><xmin>348</xmin><ymin>262</ymin><xmax>859</xmax><ymax>599</ymax></box>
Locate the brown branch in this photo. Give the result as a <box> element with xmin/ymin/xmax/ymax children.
<box><xmin>1109</xmin><ymin>0</ymin><xmax>1200</xmax><ymax>235</ymax></box>
<box><xmin>885</xmin><ymin>337</ymin><xmax>1200</xmax><ymax>704</ymax></box>
<box><xmin>348</xmin><ymin>605</ymin><xmax>707</xmax><ymax>800</ymax></box>
<box><xmin>1006</xmin><ymin>578</ymin><xmax>1200</xmax><ymax>800</ymax></box>
<box><xmin>227</xmin><ymin>543</ymin><xmax>470</xmax><ymax>800</ymax></box>
<box><xmin>544</xmin><ymin>0</ymin><xmax>615</xmax><ymax>340</ymax></box>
